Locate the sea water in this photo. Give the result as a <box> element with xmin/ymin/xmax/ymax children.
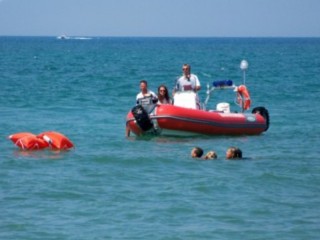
<box><xmin>0</xmin><ymin>37</ymin><xmax>319</xmax><ymax>239</ymax></box>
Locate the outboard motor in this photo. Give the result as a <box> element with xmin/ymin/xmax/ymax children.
<box><xmin>131</xmin><ymin>105</ymin><xmax>154</xmax><ymax>132</ymax></box>
<box><xmin>252</xmin><ymin>106</ymin><xmax>270</xmax><ymax>131</ymax></box>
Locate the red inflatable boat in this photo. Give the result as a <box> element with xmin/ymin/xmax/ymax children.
<box><xmin>127</xmin><ymin>104</ymin><xmax>268</xmax><ymax>136</ymax></box>
<box><xmin>126</xmin><ymin>80</ymin><xmax>269</xmax><ymax>137</ymax></box>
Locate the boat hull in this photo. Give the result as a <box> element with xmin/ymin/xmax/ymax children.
<box><xmin>126</xmin><ymin>104</ymin><xmax>268</xmax><ymax>136</ymax></box>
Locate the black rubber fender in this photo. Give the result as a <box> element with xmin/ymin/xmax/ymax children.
<box><xmin>131</xmin><ymin>105</ymin><xmax>154</xmax><ymax>132</ymax></box>
<box><xmin>252</xmin><ymin>106</ymin><xmax>270</xmax><ymax>131</ymax></box>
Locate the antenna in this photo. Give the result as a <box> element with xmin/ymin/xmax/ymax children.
<box><xmin>240</xmin><ymin>60</ymin><xmax>248</xmax><ymax>85</ymax></box>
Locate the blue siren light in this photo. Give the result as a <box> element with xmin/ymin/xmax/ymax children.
<box><xmin>212</xmin><ymin>80</ymin><xmax>233</xmax><ymax>87</ymax></box>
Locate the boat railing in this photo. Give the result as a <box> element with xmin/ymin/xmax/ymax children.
<box><xmin>203</xmin><ymin>80</ymin><xmax>237</xmax><ymax>110</ymax></box>
<box><xmin>203</xmin><ymin>59</ymin><xmax>250</xmax><ymax>112</ymax></box>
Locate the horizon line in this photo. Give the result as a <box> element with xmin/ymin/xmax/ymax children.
<box><xmin>1</xmin><ymin>35</ymin><xmax>320</xmax><ymax>39</ymax></box>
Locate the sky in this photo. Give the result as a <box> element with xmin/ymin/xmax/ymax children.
<box><xmin>0</xmin><ymin>0</ymin><xmax>319</xmax><ymax>37</ymax></box>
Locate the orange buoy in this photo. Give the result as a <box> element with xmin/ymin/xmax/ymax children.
<box><xmin>12</xmin><ymin>134</ymin><xmax>49</xmax><ymax>150</ymax></box>
<box><xmin>38</xmin><ymin>131</ymin><xmax>74</xmax><ymax>150</ymax></box>
<box><xmin>237</xmin><ymin>85</ymin><xmax>251</xmax><ymax>110</ymax></box>
<box><xmin>8</xmin><ymin>132</ymin><xmax>35</xmax><ymax>143</ymax></box>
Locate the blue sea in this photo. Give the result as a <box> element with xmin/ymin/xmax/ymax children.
<box><xmin>0</xmin><ymin>36</ymin><xmax>319</xmax><ymax>239</ymax></box>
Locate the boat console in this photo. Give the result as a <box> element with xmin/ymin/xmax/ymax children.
<box><xmin>173</xmin><ymin>91</ymin><xmax>199</xmax><ymax>109</ymax></box>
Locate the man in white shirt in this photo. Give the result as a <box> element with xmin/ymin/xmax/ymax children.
<box><xmin>136</xmin><ymin>80</ymin><xmax>158</xmax><ymax>105</ymax></box>
<box><xmin>175</xmin><ymin>64</ymin><xmax>201</xmax><ymax>92</ymax></box>
<box><xmin>174</xmin><ymin>64</ymin><xmax>201</xmax><ymax>109</ymax></box>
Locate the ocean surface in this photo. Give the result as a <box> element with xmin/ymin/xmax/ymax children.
<box><xmin>0</xmin><ymin>36</ymin><xmax>319</xmax><ymax>239</ymax></box>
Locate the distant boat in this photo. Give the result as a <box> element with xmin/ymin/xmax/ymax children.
<box><xmin>56</xmin><ymin>35</ymin><xmax>92</xmax><ymax>40</ymax></box>
<box><xmin>56</xmin><ymin>35</ymin><xmax>70</xmax><ymax>40</ymax></box>
<box><xmin>73</xmin><ymin>37</ymin><xmax>92</xmax><ymax>40</ymax></box>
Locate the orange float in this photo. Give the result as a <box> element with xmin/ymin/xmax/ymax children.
<box><xmin>237</xmin><ymin>85</ymin><xmax>251</xmax><ymax>111</ymax></box>
<box><xmin>37</xmin><ymin>131</ymin><xmax>74</xmax><ymax>150</ymax></box>
<box><xmin>9</xmin><ymin>132</ymin><xmax>35</xmax><ymax>143</ymax></box>
<box><xmin>9</xmin><ymin>133</ymin><xmax>49</xmax><ymax>150</ymax></box>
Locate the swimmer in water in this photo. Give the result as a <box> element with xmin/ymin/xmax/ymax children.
<box><xmin>226</xmin><ymin>147</ymin><xmax>242</xmax><ymax>159</ymax></box>
<box><xmin>204</xmin><ymin>151</ymin><xmax>218</xmax><ymax>160</ymax></box>
<box><xmin>191</xmin><ymin>147</ymin><xmax>204</xmax><ymax>158</ymax></box>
